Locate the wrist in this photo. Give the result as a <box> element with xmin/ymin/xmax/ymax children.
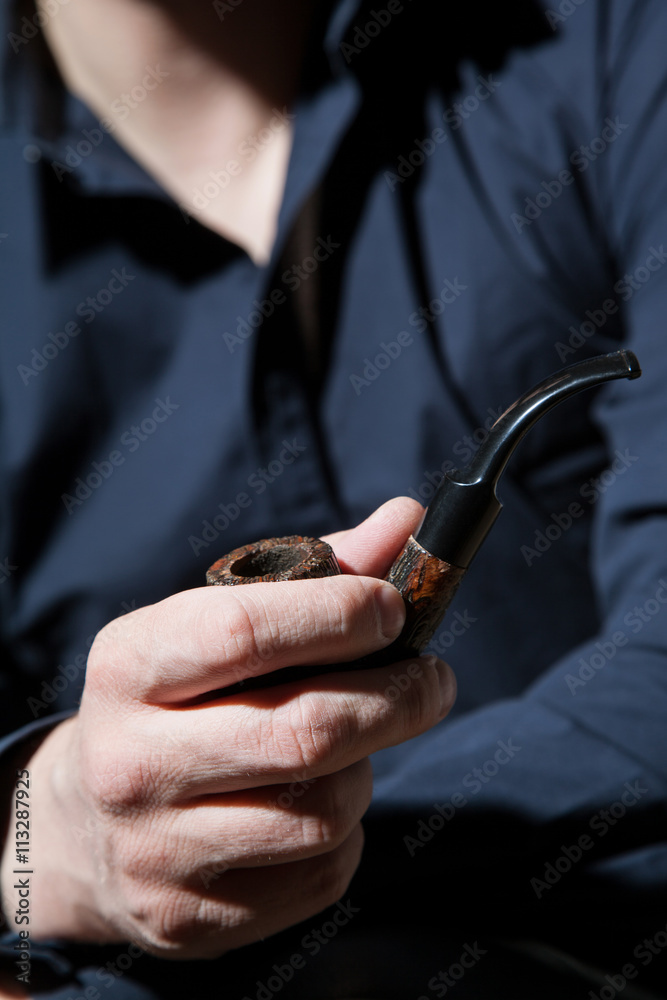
<box><xmin>1</xmin><ymin>717</ymin><xmax>115</xmax><ymax>944</ymax></box>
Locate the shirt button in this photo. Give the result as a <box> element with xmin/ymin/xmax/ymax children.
<box><xmin>22</xmin><ymin>144</ymin><xmax>42</xmax><ymax>163</ymax></box>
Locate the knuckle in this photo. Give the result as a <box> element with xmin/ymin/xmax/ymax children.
<box><xmin>323</xmin><ymin>578</ymin><xmax>374</xmax><ymax>641</ymax></box>
<box><xmin>91</xmin><ymin>825</ymin><xmax>230</xmax><ymax>957</ymax></box>
<box><xmin>399</xmin><ymin>659</ymin><xmax>441</xmax><ymax>734</ymax></box>
<box><xmin>289</xmin><ymin>719</ymin><xmax>333</xmax><ymax>771</ymax></box>
<box><xmin>85</xmin><ymin>604</ymin><xmax>171</xmax><ymax>701</ymax></box>
<box><xmin>124</xmin><ymin>884</ymin><xmax>197</xmax><ymax>954</ymax></box>
<box><xmin>85</xmin><ymin>625</ymin><xmax>125</xmax><ymax>690</ymax></box>
<box><xmin>263</xmin><ymin>717</ymin><xmax>322</xmax><ymax>773</ymax></box>
<box><xmin>308</xmin><ymin>841</ymin><xmax>357</xmax><ymax>911</ymax></box>
<box><xmin>83</xmin><ymin>739</ymin><xmax>159</xmax><ymax>815</ymax></box>
<box><xmin>298</xmin><ymin>781</ymin><xmax>351</xmax><ymax>852</ymax></box>
<box><xmin>287</xmin><ymin>577</ymin><xmax>377</xmax><ymax>649</ymax></box>
<box><xmin>202</xmin><ymin>591</ymin><xmax>288</xmax><ymax>678</ymax></box>
<box><xmin>273</xmin><ymin>694</ymin><xmax>356</xmax><ymax>772</ymax></box>
<box><xmin>313</xmin><ymin>586</ymin><xmax>348</xmax><ymax>638</ymax></box>
<box><xmin>400</xmin><ymin>677</ymin><xmax>432</xmax><ymax>737</ymax></box>
<box><xmin>128</xmin><ymin>887</ymin><xmax>248</xmax><ymax>958</ymax></box>
<box><xmin>143</xmin><ymin>895</ymin><xmax>202</xmax><ymax>953</ymax></box>
<box><xmin>89</xmin><ymin>604</ymin><xmax>152</xmax><ymax>667</ymax></box>
<box><xmin>212</xmin><ymin>594</ymin><xmax>263</xmax><ymax>666</ymax></box>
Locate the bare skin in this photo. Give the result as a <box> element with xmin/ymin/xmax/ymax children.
<box><xmin>1</xmin><ymin>5</ymin><xmax>457</xmax><ymax>973</ymax></box>
<box><xmin>0</xmin><ymin>498</ymin><xmax>455</xmax><ymax>956</ymax></box>
<box><xmin>38</xmin><ymin>0</ymin><xmax>315</xmax><ymax>263</ymax></box>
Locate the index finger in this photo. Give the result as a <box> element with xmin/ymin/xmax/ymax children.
<box><xmin>323</xmin><ymin>497</ymin><xmax>424</xmax><ymax>577</ymax></box>
<box><xmin>88</xmin><ymin>574</ymin><xmax>407</xmax><ymax>703</ymax></box>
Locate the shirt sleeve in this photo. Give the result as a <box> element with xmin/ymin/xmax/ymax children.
<box><xmin>368</xmin><ymin>0</ymin><xmax>667</xmax><ymax>927</ymax></box>
<box><xmin>0</xmin><ymin>712</ymin><xmax>75</xmax><ymax>971</ymax></box>
<box><xmin>531</xmin><ymin>0</ymin><xmax>667</xmax><ymax>784</ymax></box>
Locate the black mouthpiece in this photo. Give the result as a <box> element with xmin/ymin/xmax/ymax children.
<box><xmin>415</xmin><ymin>350</ymin><xmax>641</xmax><ymax>567</ymax></box>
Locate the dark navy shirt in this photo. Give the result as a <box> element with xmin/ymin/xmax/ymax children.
<box><xmin>2</xmin><ymin>0</ymin><xmax>667</xmax><ymax>995</ymax></box>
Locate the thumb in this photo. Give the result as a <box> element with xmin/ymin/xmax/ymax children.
<box><xmin>323</xmin><ymin>497</ymin><xmax>425</xmax><ymax>578</ymax></box>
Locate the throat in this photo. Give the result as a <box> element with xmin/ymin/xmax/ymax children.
<box><xmin>38</xmin><ymin>0</ymin><xmax>316</xmax><ymax>264</ymax></box>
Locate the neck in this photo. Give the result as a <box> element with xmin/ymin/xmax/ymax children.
<box><xmin>39</xmin><ymin>0</ymin><xmax>315</xmax><ymax>263</ymax></box>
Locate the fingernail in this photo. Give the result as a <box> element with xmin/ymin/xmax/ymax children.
<box><xmin>374</xmin><ymin>583</ymin><xmax>406</xmax><ymax>640</ymax></box>
<box><xmin>434</xmin><ymin>658</ymin><xmax>457</xmax><ymax>718</ymax></box>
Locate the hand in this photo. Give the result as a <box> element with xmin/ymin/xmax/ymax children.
<box><xmin>1</xmin><ymin>498</ymin><xmax>455</xmax><ymax>958</ymax></box>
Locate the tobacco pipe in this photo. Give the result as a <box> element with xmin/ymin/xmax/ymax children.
<box><xmin>207</xmin><ymin>350</ymin><xmax>641</xmax><ymax>692</ymax></box>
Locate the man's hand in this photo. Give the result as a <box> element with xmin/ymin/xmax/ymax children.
<box><xmin>1</xmin><ymin>498</ymin><xmax>455</xmax><ymax>958</ymax></box>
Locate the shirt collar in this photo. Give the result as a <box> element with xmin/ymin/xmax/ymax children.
<box><xmin>1</xmin><ymin>0</ymin><xmax>363</xmax><ymax>197</ymax></box>
<box><xmin>1</xmin><ymin>0</ymin><xmax>166</xmax><ymax>196</ymax></box>
<box><xmin>323</xmin><ymin>0</ymin><xmax>364</xmax><ymax>68</ymax></box>
<box><xmin>1</xmin><ymin>0</ymin><xmax>365</xmax><ymax>275</ymax></box>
